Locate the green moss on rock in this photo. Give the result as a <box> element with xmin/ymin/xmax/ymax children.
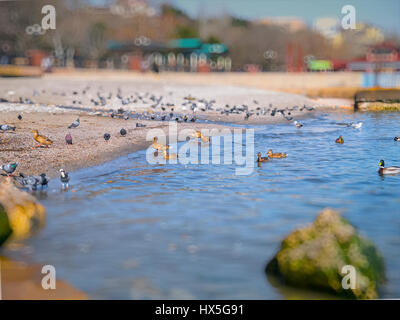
<box><xmin>266</xmin><ymin>209</ymin><xmax>385</xmax><ymax>299</ymax></box>
<box><xmin>0</xmin><ymin>203</ymin><xmax>12</xmax><ymax>246</ymax></box>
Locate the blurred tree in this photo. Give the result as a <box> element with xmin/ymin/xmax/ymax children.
<box><xmin>174</xmin><ymin>25</ymin><xmax>199</xmax><ymax>39</ymax></box>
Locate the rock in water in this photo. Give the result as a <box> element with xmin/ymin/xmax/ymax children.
<box><xmin>0</xmin><ymin>203</ymin><xmax>12</xmax><ymax>246</ymax></box>
<box><xmin>0</xmin><ymin>180</ymin><xmax>46</xmax><ymax>240</ymax></box>
<box><xmin>265</xmin><ymin>209</ymin><xmax>385</xmax><ymax>299</ymax></box>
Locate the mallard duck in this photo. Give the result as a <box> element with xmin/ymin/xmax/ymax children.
<box><xmin>378</xmin><ymin>160</ymin><xmax>400</xmax><ymax>175</ymax></box>
<box><xmin>257</xmin><ymin>152</ymin><xmax>269</xmax><ymax>163</ymax></box>
<box><xmin>32</xmin><ymin>130</ymin><xmax>53</xmax><ymax>148</ymax></box>
<box><xmin>267</xmin><ymin>149</ymin><xmax>287</xmax><ymax>158</ymax></box>
<box><xmin>162</xmin><ymin>150</ymin><xmax>178</xmax><ymax>160</ymax></box>
<box><xmin>335</xmin><ymin>136</ymin><xmax>344</xmax><ymax>144</ymax></box>
<box><xmin>152</xmin><ymin>137</ymin><xmax>169</xmax><ymax>151</ymax></box>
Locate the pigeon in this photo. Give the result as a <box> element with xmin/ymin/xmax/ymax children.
<box><xmin>59</xmin><ymin>169</ymin><xmax>69</xmax><ymax>188</ymax></box>
<box><xmin>120</xmin><ymin>128</ymin><xmax>127</xmax><ymax>136</ymax></box>
<box><xmin>17</xmin><ymin>114</ymin><xmax>22</xmax><ymax>120</ymax></box>
<box><xmin>1</xmin><ymin>162</ymin><xmax>18</xmax><ymax>176</ymax></box>
<box><xmin>17</xmin><ymin>173</ymin><xmax>39</xmax><ymax>191</ymax></box>
<box><xmin>0</xmin><ymin>124</ymin><xmax>16</xmax><ymax>132</ymax></box>
<box><xmin>37</xmin><ymin>173</ymin><xmax>49</xmax><ymax>188</ymax></box>
<box><xmin>294</xmin><ymin>120</ymin><xmax>303</xmax><ymax>128</ymax></box>
<box><xmin>104</xmin><ymin>133</ymin><xmax>111</xmax><ymax>141</ymax></box>
<box><xmin>68</xmin><ymin>118</ymin><xmax>80</xmax><ymax>129</ymax></box>
<box><xmin>136</xmin><ymin>123</ymin><xmax>146</xmax><ymax>128</ymax></box>
<box><xmin>65</xmin><ymin>133</ymin><xmax>73</xmax><ymax>145</ymax></box>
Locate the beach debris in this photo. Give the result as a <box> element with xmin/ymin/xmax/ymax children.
<box><xmin>104</xmin><ymin>133</ymin><xmax>111</xmax><ymax>141</ymax></box>
<box><xmin>335</xmin><ymin>135</ymin><xmax>344</xmax><ymax>144</ymax></box>
<box><xmin>294</xmin><ymin>120</ymin><xmax>303</xmax><ymax>128</ymax></box>
<box><xmin>68</xmin><ymin>118</ymin><xmax>80</xmax><ymax>129</ymax></box>
<box><xmin>120</xmin><ymin>128</ymin><xmax>127</xmax><ymax>136</ymax></box>
<box><xmin>65</xmin><ymin>133</ymin><xmax>73</xmax><ymax>145</ymax></box>
<box><xmin>32</xmin><ymin>130</ymin><xmax>53</xmax><ymax>148</ymax></box>
<box><xmin>0</xmin><ymin>124</ymin><xmax>16</xmax><ymax>132</ymax></box>
<box><xmin>1</xmin><ymin>162</ymin><xmax>18</xmax><ymax>176</ymax></box>
<box><xmin>0</xmin><ymin>180</ymin><xmax>46</xmax><ymax>240</ymax></box>
<box><xmin>265</xmin><ymin>208</ymin><xmax>385</xmax><ymax>299</ymax></box>
<box><xmin>59</xmin><ymin>169</ymin><xmax>70</xmax><ymax>188</ymax></box>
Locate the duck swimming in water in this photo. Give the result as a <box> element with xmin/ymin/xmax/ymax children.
<box><xmin>378</xmin><ymin>160</ymin><xmax>400</xmax><ymax>175</ymax></box>
<box><xmin>267</xmin><ymin>149</ymin><xmax>287</xmax><ymax>158</ymax></box>
<box><xmin>257</xmin><ymin>152</ymin><xmax>269</xmax><ymax>163</ymax></box>
<box><xmin>335</xmin><ymin>136</ymin><xmax>344</xmax><ymax>144</ymax></box>
<box><xmin>152</xmin><ymin>137</ymin><xmax>169</xmax><ymax>151</ymax></box>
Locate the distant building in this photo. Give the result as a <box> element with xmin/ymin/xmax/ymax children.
<box><xmin>255</xmin><ymin>17</ymin><xmax>306</xmax><ymax>33</ymax></box>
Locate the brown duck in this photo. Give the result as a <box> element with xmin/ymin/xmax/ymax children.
<box><xmin>32</xmin><ymin>130</ymin><xmax>53</xmax><ymax>148</ymax></box>
<box><xmin>267</xmin><ymin>149</ymin><xmax>287</xmax><ymax>158</ymax></box>
<box><xmin>335</xmin><ymin>135</ymin><xmax>344</xmax><ymax>144</ymax></box>
<box><xmin>257</xmin><ymin>152</ymin><xmax>269</xmax><ymax>163</ymax></box>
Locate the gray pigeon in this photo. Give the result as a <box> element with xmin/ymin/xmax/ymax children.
<box><xmin>120</xmin><ymin>128</ymin><xmax>127</xmax><ymax>136</ymax></box>
<box><xmin>60</xmin><ymin>169</ymin><xmax>69</xmax><ymax>188</ymax></box>
<box><xmin>104</xmin><ymin>133</ymin><xmax>111</xmax><ymax>141</ymax></box>
<box><xmin>17</xmin><ymin>173</ymin><xmax>39</xmax><ymax>191</ymax></box>
<box><xmin>0</xmin><ymin>124</ymin><xmax>16</xmax><ymax>132</ymax></box>
<box><xmin>37</xmin><ymin>173</ymin><xmax>49</xmax><ymax>188</ymax></box>
<box><xmin>1</xmin><ymin>162</ymin><xmax>18</xmax><ymax>176</ymax></box>
<box><xmin>68</xmin><ymin>118</ymin><xmax>80</xmax><ymax>129</ymax></box>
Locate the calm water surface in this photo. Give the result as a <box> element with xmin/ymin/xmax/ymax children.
<box><xmin>5</xmin><ymin>112</ymin><xmax>400</xmax><ymax>299</ymax></box>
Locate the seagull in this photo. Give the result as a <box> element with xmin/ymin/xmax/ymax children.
<box><xmin>65</xmin><ymin>133</ymin><xmax>73</xmax><ymax>145</ymax></box>
<box><xmin>68</xmin><ymin>118</ymin><xmax>80</xmax><ymax>129</ymax></box>
<box><xmin>120</xmin><ymin>128</ymin><xmax>127</xmax><ymax>136</ymax></box>
<box><xmin>104</xmin><ymin>133</ymin><xmax>111</xmax><ymax>141</ymax></box>
<box><xmin>59</xmin><ymin>169</ymin><xmax>69</xmax><ymax>188</ymax></box>
<box><xmin>294</xmin><ymin>120</ymin><xmax>303</xmax><ymax>128</ymax></box>
<box><xmin>351</xmin><ymin>122</ymin><xmax>362</xmax><ymax>129</ymax></box>
<box><xmin>1</xmin><ymin>162</ymin><xmax>18</xmax><ymax>176</ymax></box>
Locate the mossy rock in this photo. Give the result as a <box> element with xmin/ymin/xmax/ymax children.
<box><xmin>266</xmin><ymin>209</ymin><xmax>385</xmax><ymax>299</ymax></box>
<box><xmin>0</xmin><ymin>203</ymin><xmax>12</xmax><ymax>246</ymax></box>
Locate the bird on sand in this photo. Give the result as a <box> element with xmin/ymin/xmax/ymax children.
<box><xmin>267</xmin><ymin>149</ymin><xmax>287</xmax><ymax>158</ymax></box>
<box><xmin>65</xmin><ymin>133</ymin><xmax>73</xmax><ymax>145</ymax></box>
<box><xmin>104</xmin><ymin>133</ymin><xmax>111</xmax><ymax>141</ymax></box>
<box><xmin>0</xmin><ymin>124</ymin><xmax>16</xmax><ymax>132</ymax></box>
<box><xmin>59</xmin><ymin>169</ymin><xmax>70</xmax><ymax>188</ymax></box>
<box><xmin>17</xmin><ymin>114</ymin><xmax>22</xmax><ymax>120</ymax></box>
<box><xmin>68</xmin><ymin>118</ymin><xmax>80</xmax><ymax>129</ymax></box>
<box><xmin>294</xmin><ymin>120</ymin><xmax>303</xmax><ymax>128</ymax></box>
<box><xmin>1</xmin><ymin>162</ymin><xmax>18</xmax><ymax>176</ymax></box>
<box><xmin>378</xmin><ymin>160</ymin><xmax>400</xmax><ymax>175</ymax></box>
<box><xmin>32</xmin><ymin>130</ymin><xmax>53</xmax><ymax>148</ymax></box>
<box><xmin>335</xmin><ymin>136</ymin><xmax>344</xmax><ymax>144</ymax></box>
<box><xmin>120</xmin><ymin>128</ymin><xmax>127</xmax><ymax>136</ymax></box>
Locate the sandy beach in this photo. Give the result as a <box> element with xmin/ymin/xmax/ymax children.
<box><xmin>0</xmin><ymin>72</ymin><xmax>350</xmax><ymax>178</ymax></box>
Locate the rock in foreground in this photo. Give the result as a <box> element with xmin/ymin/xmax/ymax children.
<box><xmin>266</xmin><ymin>209</ymin><xmax>385</xmax><ymax>299</ymax></box>
<box><xmin>0</xmin><ymin>179</ymin><xmax>45</xmax><ymax>241</ymax></box>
